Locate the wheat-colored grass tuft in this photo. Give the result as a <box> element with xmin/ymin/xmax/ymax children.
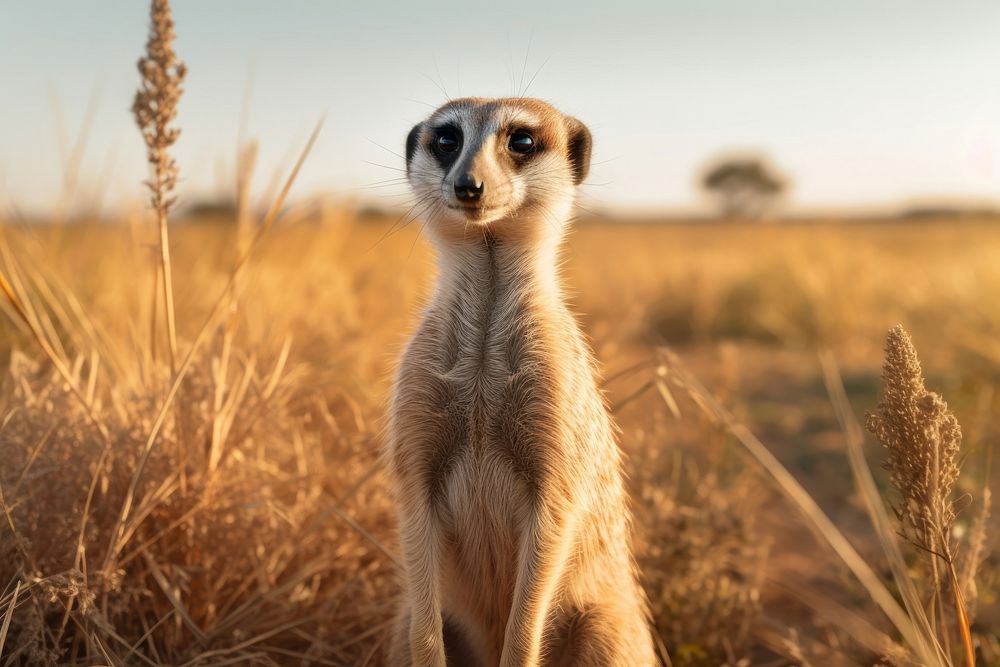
<box><xmin>866</xmin><ymin>325</ymin><xmax>975</xmax><ymax>667</ymax></box>
<box><xmin>866</xmin><ymin>325</ymin><xmax>961</xmax><ymax>562</ymax></box>
<box><xmin>133</xmin><ymin>0</ymin><xmax>186</xmax><ymax>373</ymax></box>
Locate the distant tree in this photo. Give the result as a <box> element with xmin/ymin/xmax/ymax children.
<box><xmin>701</xmin><ymin>157</ymin><xmax>787</xmax><ymax>219</ymax></box>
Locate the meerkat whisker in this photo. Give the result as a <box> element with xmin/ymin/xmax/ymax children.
<box><xmin>367</xmin><ymin>192</ymin><xmax>439</xmax><ymax>252</ymax></box>
<box><xmin>520</xmin><ymin>55</ymin><xmax>551</xmax><ymax>101</ymax></box>
<box><xmin>366</xmin><ymin>137</ymin><xmax>407</xmax><ymax>161</ymax></box>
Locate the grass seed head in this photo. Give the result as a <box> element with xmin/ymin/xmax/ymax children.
<box><xmin>132</xmin><ymin>0</ymin><xmax>186</xmax><ymax>212</ymax></box>
<box><xmin>866</xmin><ymin>325</ymin><xmax>962</xmax><ymax>557</ymax></box>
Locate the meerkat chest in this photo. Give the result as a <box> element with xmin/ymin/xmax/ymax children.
<box><xmin>394</xmin><ymin>285</ymin><xmax>561</xmax><ymax>486</ymax></box>
<box><xmin>429</xmin><ymin>309</ymin><xmax>571</xmax><ymax>634</ymax></box>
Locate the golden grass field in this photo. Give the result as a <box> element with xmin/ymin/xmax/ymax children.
<box><xmin>0</xmin><ymin>211</ymin><xmax>997</xmax><ymax>665</ymax></box>
<box><xmin>0</xmin><ymin>2</ymin><xmax>996</xmax><ymax>663</ymax></box>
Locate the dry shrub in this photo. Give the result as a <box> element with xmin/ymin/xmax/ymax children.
<box><xmin>0</xmin><ymin>335</ymin><xmax>396</xmax><ymax>664</ymax></box>
<box><xmin>637</xmin><ymin>467</ymin><xmax>766</xmax><ymax>666</ymax></box>
<box><xmin>616</xmin><ymin>357</ymin><xmax>768</xmax><ymax>666</ymax></box>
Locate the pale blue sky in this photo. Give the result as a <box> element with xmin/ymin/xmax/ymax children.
<box><xmin>2</xmin><ymin>1</ymin><xmax>999</xmax><ymax>215</ymax></box>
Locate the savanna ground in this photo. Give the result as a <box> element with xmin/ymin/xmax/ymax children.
<box><xmin>1</xmin><ymin>211</ymin><xmax>998</xmax><ymax>665</ymax></box>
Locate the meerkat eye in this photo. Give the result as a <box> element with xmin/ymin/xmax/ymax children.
<box><xmin>434</xmin><ymin>128</ymin><xmax>460</xmax><ymax>154</ymax></box>
<box><xmin>508</xmin><ymin>131</ymin><xmax>535</xmax><ymax>155</ymax></box>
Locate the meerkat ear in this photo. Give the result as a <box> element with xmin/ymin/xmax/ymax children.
<box><xmin>405</xmin><ymin>123</ymin><xmax>423</xmax><ymax>173</ymax></box>
<box><xmin>564</xmin><ymin>116</ymin><xmax>592</xmax><ymax>185</ymax></box>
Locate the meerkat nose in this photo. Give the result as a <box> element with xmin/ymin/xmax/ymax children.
<box><xmin>454</xmin><ymin>173</ymin><xmax>484</xmax><ymax>203</ymax></box>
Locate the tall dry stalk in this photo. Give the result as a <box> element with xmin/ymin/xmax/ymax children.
<box><xmin>866</xmin><ymin>325</ymin><xmax>975</xmax><ymax>667</ymax></box>
<box><xmin>959</xmin><ymin>486</ymin><xmax>991</xmax><ymax>623</ymax></box>
<box><xmin>133</xmin><ymin>0</ymin><xmax>186</xmax><ymax>374</ymax></box>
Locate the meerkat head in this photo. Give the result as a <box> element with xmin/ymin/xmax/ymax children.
<box><xmin>405</xmin><ymin>97</ymin><xmax>591</xmax><ymax>244</ymax></box>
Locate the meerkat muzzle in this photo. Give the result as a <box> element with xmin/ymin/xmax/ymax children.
<box><xmin>453</xmin><ymin>173</ymin><xmax>484</xmax><ymax>203</ymax></box>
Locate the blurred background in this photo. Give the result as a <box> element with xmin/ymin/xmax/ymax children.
<box><xmin>1</xmin><ymin>2</ymin><xmax>999</xmax><ymax>666</ymax></box>
<box><xmin>2</xmin><ymin>0</ymin><xmax>999</xmax><ymax>219</ymax></box>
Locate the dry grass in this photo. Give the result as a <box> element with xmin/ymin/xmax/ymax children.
<box><xmin>867</xmin><ymin>326</ymin><xmax>974</xmax><ymax>665</ymax></box>
<box><xmin>0</xmin><ymin>1</ymin><xmax>997</xmax><ymax>663</ymax></box>
<box><xmin>1</xmin><ymin>214</ymin><xmax>997</xmax><ymax>665</ymax></box>
<box><xmin>133</xmin><ymin>0</ymin><xmax>187</xmax><ymax>372</ymax></box>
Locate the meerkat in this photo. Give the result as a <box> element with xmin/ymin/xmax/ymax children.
<box><xmin>385</xmin><ymin>97</ymin><xmax>656</xmax><ymax>667</ymax></box>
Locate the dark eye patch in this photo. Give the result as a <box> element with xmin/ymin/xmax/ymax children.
<box><xmin>430</xmin><ymin>125</ymin><xmax>462</xmax><ymax>168</ymax></box>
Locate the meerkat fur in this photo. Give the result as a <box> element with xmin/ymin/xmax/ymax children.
<box><xmin>385</xmin><ymin>97</ymin><xmax>656</xmax><ymax>667</ymax></box>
